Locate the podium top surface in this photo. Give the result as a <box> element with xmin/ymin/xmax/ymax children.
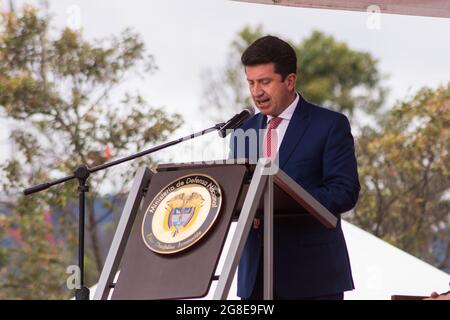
<box><xmin>157</xmin><ymin>159</ymin><xmax>255</xmax><ymax>172</ymax></box>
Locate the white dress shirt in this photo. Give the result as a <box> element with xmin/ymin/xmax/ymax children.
<box><xmin>266</xmin><ymin>93</ymin><xmax>299</xmax><ymax>154</ymax></box>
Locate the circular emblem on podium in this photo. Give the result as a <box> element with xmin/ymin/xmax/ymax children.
<box><xmin>141</xmin><ymin>174</ymin><xmax>222</xmax><ymax>254</ymax></box>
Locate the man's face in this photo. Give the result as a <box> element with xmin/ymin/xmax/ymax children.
<box><xmin>245</xmin><ymin>63</ymin><xmax>297</xmax><ymax>116</ymax></box>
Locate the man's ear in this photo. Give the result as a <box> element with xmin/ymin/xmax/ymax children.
<box><xmin>286</xmin><ymin>73</ymin><xmax>297</xmax><ymax>90</ymax></box>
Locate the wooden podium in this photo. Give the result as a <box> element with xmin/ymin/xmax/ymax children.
<box><xmin>93</xmin><ymin>159</ymin><xmax>337</xmax><ymax>300</ymax></box>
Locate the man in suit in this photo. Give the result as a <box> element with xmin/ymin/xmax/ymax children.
<box><xmin>230</xmin><ymin>35</ymin><xmax>360</xmax><ymax>300</ymax></box>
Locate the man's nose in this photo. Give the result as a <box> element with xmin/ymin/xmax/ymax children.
<box><xmin>251</xmin><ymin>83</ymin><xmax>264</xmax><ymax>97</ymax></box>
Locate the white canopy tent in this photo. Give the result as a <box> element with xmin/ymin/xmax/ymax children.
<box><xmin>342</xmin><ymin>221</ymin><xmax>449</xmax><ymax>300</ymax></box>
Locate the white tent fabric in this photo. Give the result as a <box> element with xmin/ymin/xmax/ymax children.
<box><xmin>93</xmin><ymin>220</ymin><xmax>449</xmax><ymax>300</ymax></box>
<box><xmin>342</xmin><ymin>220</ymin><xmax>449</xmax><ymax>300</ymax></box>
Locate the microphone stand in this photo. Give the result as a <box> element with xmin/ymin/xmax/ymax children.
<box><xmin>23</xmin><ymin>122</ymin><xmax>225</xmax><ymax>300</ymax></box>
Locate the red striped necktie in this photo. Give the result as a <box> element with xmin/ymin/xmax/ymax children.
<box><xmin>264</xmin><ymin>116</ymin><xmax>283</xmax><ymax>160</ymax></box>
<box><xmin>252</xmin><ymin>116</ymin><xmax>283</xmax><ymax>230</ymax></box>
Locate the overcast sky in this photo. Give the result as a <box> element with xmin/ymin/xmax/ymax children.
<box><xmin>1</xmin><ymin>0</ymin><xmax>450</xmax><ymax>166</ymax></box>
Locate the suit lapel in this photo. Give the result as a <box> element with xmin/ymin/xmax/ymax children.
<box><xmin>278</xmin><ymin>96</ymin><xmax>311</xmax><ymax>168</ymax></box>
<box><xmin>257</xmin><ymin>113</ymin><xmax>267</xmax><ymax>130</ymax></box>
<box><xmin>256</xmin><ymin>113</ymin><xmax>267</xmax><ymax>160</ymax></box>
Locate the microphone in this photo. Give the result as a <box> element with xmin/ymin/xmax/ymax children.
<box><xmin>218</xmin><ymin>106</ymin><xmax>255</xmax><ymax>138</ymax></box>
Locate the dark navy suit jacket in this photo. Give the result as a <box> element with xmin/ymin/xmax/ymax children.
<box><xmin>230</xmin><ymin>95</ymin><xmax>360</xmax><ymax>299</ymax></box>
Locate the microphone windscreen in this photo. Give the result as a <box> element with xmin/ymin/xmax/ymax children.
<box><xmin>244</xmin><ymin>106</ymin><xmax>255</xmax><ymax>117</ymax></box>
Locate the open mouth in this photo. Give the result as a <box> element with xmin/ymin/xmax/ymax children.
<box><xmin>257</xmin><ymin>98</ymin><xmax>270</xmax><ymax>108</ymax></box>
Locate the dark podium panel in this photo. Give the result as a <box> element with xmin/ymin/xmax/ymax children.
<box><xmin>111</xmin><ymin>164</ymin><xmax>247</xmax><ymax>299</ymax></box>
<box><xmin>235</xmin><ymin>181</ymin><xmax>309</xmax><ymax>216</ymax></box>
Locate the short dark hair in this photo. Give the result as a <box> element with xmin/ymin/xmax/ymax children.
<box><xmin>241</xmin><ymin>35</ymin><xmax>297</xmax><ymax>80</ymax></box>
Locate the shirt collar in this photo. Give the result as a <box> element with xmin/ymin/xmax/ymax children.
<box><xmin>267</xmin><ymin>92</ymin><xmax>299</xmax><ymax>123</ymax></box>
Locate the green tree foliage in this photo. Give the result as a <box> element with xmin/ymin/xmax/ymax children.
<box><xmin>202</xmin><ymin>25</ymin><xmax>386</xmax><ymax>120</ymax></box>
<box><xmin>295</xmin><ymin>30</ymin><xmax>386</xmax><ymax>115</ymax></box>
<box><xmin>351</xmin><ymin>84</ymin><xmax>450</xmax><ymax>271</ymax></box>
<box><xmin>0</xmin><ymin>5</ymin><xmax>182</xmax><ymax>298</ymax></box>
